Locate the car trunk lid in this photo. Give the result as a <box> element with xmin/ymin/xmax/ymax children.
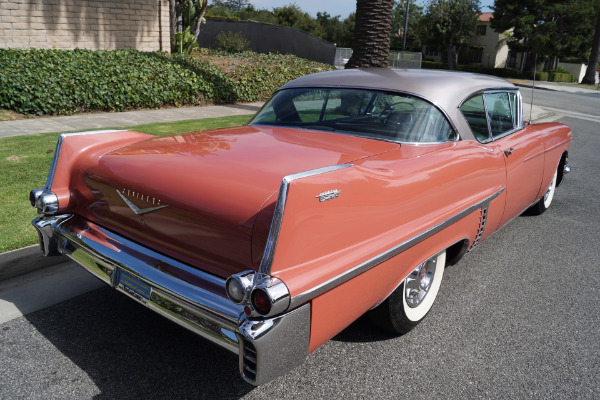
<box><xmin>81</xmin><ymin>125</ymin><xmax>398</xmax><ymax>278</ymax></box>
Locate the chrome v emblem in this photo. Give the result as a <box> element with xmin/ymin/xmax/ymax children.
<box><xmin>116</xmin><ymin>190</ymin><xmax>168</xmax><ymax>215</ymax></box>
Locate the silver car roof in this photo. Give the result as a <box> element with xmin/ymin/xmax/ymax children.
<box><xmin>280</xmin><ymin>68</ymin><xmax>518</xmax><ymax>141</ymax></box>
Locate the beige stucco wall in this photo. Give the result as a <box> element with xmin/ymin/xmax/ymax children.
<box><xmin>0</xmin><ymin>0</ymin><xmax>170</xmax><ymax>52</ymax></box>
<box><xmin>470</xmin><ymin>23</ymin><xmax>509</xmax><ymax>68</ymax></box>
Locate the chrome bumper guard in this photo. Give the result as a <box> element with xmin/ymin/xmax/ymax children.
<box><xmin>32</xmin><ymin>214</ymin><xmax>310</xmax><ymax>385</ymax></box>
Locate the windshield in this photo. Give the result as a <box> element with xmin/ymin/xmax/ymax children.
<box><xmin>249</xmin><ymin>88</ymin><xmax>456</xmax><ymax>143</ymax></box>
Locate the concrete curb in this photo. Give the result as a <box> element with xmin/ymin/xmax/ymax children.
<box><xmin>0</xmin><ymin>245</ymin><xmax>67</xmax><ymax>281</ymax></box>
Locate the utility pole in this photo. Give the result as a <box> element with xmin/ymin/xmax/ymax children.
<box><xmin>402</xmin><ymin>0</ymin><xmax>410</xmax><ymax>51</ymax></box>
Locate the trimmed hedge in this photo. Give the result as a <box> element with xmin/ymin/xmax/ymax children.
<box><xmin>524</xmin><ymin>71</ymin><xmax>549</xmax><ymax>81</ymax></box>
<box><xmin>0</xmin><ymin>48</ymin><xmax>333</xmax><ymax>116</ymax></box>
<box><xmin>548</xmin><ymin>71</ymin><xmax>577</xmax><ymax>83</ymax></box>
<box><xmin>522</xmin><ymin>71</ymin><xmax>577</xmax><ymax>82</ymax></box>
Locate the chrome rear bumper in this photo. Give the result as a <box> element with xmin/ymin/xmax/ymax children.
<box><xmin>32</xmin><ymin>214</ymin><xmax>310</xmax><ymax>385</ymax></box>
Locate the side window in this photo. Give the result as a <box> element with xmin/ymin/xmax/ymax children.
<box><xmin>460</xmin><ymin>95</ymin><xmax>490</xmax><ymax>142</ymax></box>
<box><xmin>486</xmin><ymin>92</ymin><xmax>517</xmax><ymax>138</ymax></box>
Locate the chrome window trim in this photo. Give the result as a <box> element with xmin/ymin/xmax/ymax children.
<box><xmin>250</xmin><ymin>86</ymin><xmax>460</xmax><ymax>143</ymax></box>
<box><xmin>288</xmin><ymin>187</ymin><xmax>505</xmax><ymax>309</ymax></box>
<box><xmin>486</xmin><ymin>90</ymin><xmax>524</xmax><ymax>139</ymax></box>
<box><xmin>44</xmin><ymin>130</ymin><xmax>127</xmax><ymax>190</ymax></box>
<box><xmin>258</xmin><ymin>164</ymin><xmax>354</xmax><ymax>277</ymax></box>
<box><xmin>457</xmin><ymin>87</ymin><xmax>520</xmax><ymax>109</ymax></box>
<box><xmin>459</xmin><ymin>89</ymin><xmax>524</xmax><ymax>143</ymax></box>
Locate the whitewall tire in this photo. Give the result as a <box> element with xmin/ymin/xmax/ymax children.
<box><xmin>369</xmin><ymin>251</ymin><xmax>446</xmax><ymax>334</ymax></box>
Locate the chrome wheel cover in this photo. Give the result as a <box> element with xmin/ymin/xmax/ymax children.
<box><xmin>405</xmin><ymin>257</ymin><xmax>437</xmax><ymax>308</ymax></box>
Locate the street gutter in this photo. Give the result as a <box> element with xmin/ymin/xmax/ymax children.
<box><xmin>0</xmin><ymin>245</ymin><xmax>66</xmax><ymax>281</ymax></box>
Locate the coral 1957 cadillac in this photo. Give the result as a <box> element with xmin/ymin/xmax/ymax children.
<box><xmin>30</xmin><ymin>69</ymin><xmax>571</xmax><ymax>385</ymax></box>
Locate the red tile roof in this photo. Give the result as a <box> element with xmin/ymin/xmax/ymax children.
<box><xmin>479</xmin><ymin>12</ymin><xmax>493</xmax><ymax>22</ymax></box>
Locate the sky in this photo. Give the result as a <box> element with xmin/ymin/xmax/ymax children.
<box><xmin>249</xmin><ymin>1</ymin><xmax>495</xmax><ymax>19</ymax></box>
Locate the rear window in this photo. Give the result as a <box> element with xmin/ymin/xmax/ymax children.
<box><xmin>250</xmin><ymin>88</ymin><xmax>457</xmax><ymax>143</ymax></box>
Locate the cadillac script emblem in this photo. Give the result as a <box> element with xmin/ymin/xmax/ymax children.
<box><xmin>316</xmin><ymin>189</ymin><xmax>340</xmax><ymax>202</ymax></box>
<box><xmin>116</xmin><ymin>189</ymin><xmax>168</xmax><ymax>215</ymax></box>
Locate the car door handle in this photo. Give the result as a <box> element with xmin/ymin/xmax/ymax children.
<box><xmin>504</xmin><ymin>148</ymin><xmax>515</xmax><ymax>156</ymax></box>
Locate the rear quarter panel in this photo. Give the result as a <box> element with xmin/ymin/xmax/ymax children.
<box><xmin>266</xmin><ymin>141</ymin><xmax>508</xmax><ymax>350</ymax></box>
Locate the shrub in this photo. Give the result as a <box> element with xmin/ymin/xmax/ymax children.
<box><xmin>226</xmin><ymin>52</ymin><xmax>333</xmax><ymax>101</ymax></box>
<box><xmin>551</xmin><ymin>66</ymin><xmax>569</xmax><ymax>74</ymax></box>
<box><xmin>458</xmin><ymin>65</ymin><xmax>524</xmax><ymax>79</ymax></box>
<box><xmin>172</xmin><ymin>26</ymin><xmax>200</xmax><ymax>54</ymax></box>
<box><xmin>216</xmin><ymin>31</ymin><xmax>250</xmax><ymax>53</ymax></box>
<box><xmin>421</xmin><ymin>60</ymin><xmax>447</xmax><ymax>69</ymax></box>
<box><xmin>524</xmin><ymin>71</ymin><xmax>549</xmax><ymax>81</ymax></box>
<box><xmin>0</xmin><ymin>49</ymin><xmax>216</xmax><ymax>115</ymax></box>
<box><xmin>0</xmin><ymin>48</ymin><xmax>333</xmax><ymax>116</ymax></box>
<box><xmin>548</xmin><ymin>71</ymin><xmax>577</xmax><ymax>83</ymax></box>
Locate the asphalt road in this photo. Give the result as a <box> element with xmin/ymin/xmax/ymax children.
<box><xmin>521</xmin><ymin>86</ymin><xmax>600</xmax><ymax>120</ymax></box>
<box><xmin>1</xmin><ymin>93</ymin><xmax>599</xmax><ymax>399</ymax></box>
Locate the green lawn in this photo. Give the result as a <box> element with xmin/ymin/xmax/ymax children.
<box><xmin>0</xmin><ymin>114</ymin><xmax>251</xmax><ymax>253</ymax></box>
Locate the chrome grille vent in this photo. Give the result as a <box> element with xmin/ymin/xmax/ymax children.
<box><xmin>469</xmin><ymin>207</ymin><xmax>488</xmax><ymax>251</ymax></box>
<box><xmin>242</xmin><ymin>339</ymin><xmax>257</xmax><ymax>382</ymax></box>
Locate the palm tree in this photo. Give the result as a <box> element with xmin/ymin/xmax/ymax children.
<box><xmin>345</xmin><ymin>0</ymin><xmax>395</xmax><ymax>68</ymax></box>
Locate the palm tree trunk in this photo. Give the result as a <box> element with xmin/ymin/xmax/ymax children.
<box><xmin>346</xmin><ymin>0</ymin><xmax>394</xmax><ymax>68</ymax></box>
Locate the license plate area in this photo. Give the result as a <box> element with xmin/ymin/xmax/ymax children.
<box><xmin>116</xmin><ymin>269</ymin><xmax>152</xmax><ymax>304</ymax></box>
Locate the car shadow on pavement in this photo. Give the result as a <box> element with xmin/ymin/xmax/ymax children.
<box><xmin>23</xmin><ymin>287</ymin><xmax>253</xmax><ymax>399</ymax></box>
<box><xmin>331</xmin><ymin>314</ymin><xmax>402</xmax><ymax>344</ymax></box>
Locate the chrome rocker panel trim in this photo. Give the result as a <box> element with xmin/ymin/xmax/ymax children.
<box><xmin>32</xmin><ymin>214</ymin><xmax>310</xmax><ymax>385</ymax></box>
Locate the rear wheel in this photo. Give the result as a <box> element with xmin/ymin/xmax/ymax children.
<box><xmin>369</xmin><ymin>251</ymin><xmax>446</xmax><ymax>334</ymax></box>
<box><xmin>528</xmin><ymin>168</ymin><xmax>557</xmax><ymax>215</ymax></box>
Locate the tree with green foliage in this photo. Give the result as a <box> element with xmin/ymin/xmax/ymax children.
<box><xmin>491</xmin><ymin>0</ymin><xmax>597</xmax><ymax>70</ymax></box>
<box><xmin>273</xmin><ymin>5</ymin><xmax>324</xmax><ymax>38</ymax></box>
<box><xmin>218</xmin><ymin>0</ymin><xmax>249</xmax><ymax>12</ymax></box>
<box><xmin>205</xmin><ymin>2</ymin><xmax>356</xmax><ymax>47</ymax></box>
<box><xmin>422</xmin><ymin>0</ymin><xmax>480</xmax><ymax>70</ymax></box>
<box><xmin>206</xmin><ymin>1</ymin><xmax>235</xmax><ymax>18</ymax></box>
<box><xmin>235</xmin><ymin>5</ymin><xmax>278</xmax><ymax>24</ymax></box>
<box><xmin>390</xmin><ymin>0</ymin><xmax>425</xmax><ymax>51</ymax></box>
<box><xmin>346</xmin><ymin>0</ymin><xmax>395</xmax><ymax>68</ymax></box>
<box><xmin>316</xmin><ymin>12</ymin><xmax>354</xmax><ymax>47</ymax></box>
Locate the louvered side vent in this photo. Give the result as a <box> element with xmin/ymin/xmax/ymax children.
<box><xmin>468</xmin><ymin>207</ymin><xmax>488</xmax><ymax>252</ymax></box>
<box><xmin>241</xmin><ymin>338</ymin><xmax>258</xmax><ymax>382</ymax></box>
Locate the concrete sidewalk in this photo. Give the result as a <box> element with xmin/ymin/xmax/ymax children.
<box><xmin>0</xmin><ymin>102</ymin><xmax>264</xmax><ymax>139</ymax></box>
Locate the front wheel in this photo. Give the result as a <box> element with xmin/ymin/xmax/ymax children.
<box><xmin>528</xmin><ymin>168</ymin><xmax>558</xmax><ymax>215</ymax></box>
<box><xmin>369</xmin><ymin>251</ymin><xmax>446</xmax><ymax>334</ymax></box>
